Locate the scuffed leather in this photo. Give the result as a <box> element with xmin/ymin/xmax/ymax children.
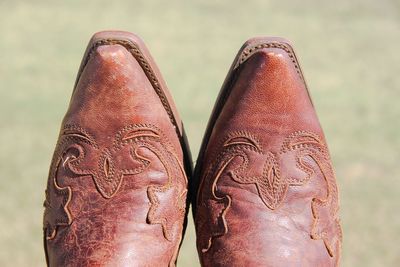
<box><xmin>194</xmin><ymin>38</ymin><xmax>342</xmax><ymax>267</ymax></box>
<box><xmin>43</xmin><ymin>32</ymin><xmax>189</xmax><ymax>267</ymax></box>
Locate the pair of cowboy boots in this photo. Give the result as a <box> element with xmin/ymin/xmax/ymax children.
<box><xmin>43</xmin><ymin>31</ymin><xmax>342</xmax><ymax>266</ymax></box>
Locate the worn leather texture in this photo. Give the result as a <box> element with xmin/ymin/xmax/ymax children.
<box><xmin>43</xmin><ymin>31</ymin><xmax>191</xmax><ymax>267</ymax></box>
<box><xmin>194</xmin><ymin>38</ymin><xmax>342</xmax><ymax>267</ymax></box>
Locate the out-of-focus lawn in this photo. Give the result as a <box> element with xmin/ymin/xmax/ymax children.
<box><xmin>0</xmin><ymin>0</ymin><xmax>399</xmax><ymax>266</ymax></box>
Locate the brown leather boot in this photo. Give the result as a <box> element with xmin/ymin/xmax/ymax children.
<box><xmin>43</xmin><ymin>31</ymin><xmax>192</xmax><ymax>266</ymax></box>
<box><xmin>193</xmin><ymin>37</ymin><xmax>342</xmax><ymax>266</ymax></box>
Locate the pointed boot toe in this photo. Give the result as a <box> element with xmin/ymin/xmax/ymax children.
<box><xmin>194</xmin><ymin>37</ymin><xmax>342</xmax><ymax>267</ymax></box>
<box><xmin>43</xmin><ymin>31</ymin><xmax>192</xmax><ymax>267</ymax></box>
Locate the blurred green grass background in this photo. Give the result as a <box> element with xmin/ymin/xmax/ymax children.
<box><xmin>0</xmin><ymin>0</ymin><xmax>399</xmax><ymax>266</ymax></box>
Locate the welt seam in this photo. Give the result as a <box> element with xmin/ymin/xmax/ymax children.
<box><xmin>236</xmin><ymin>42</ymin><xmax>304</xmax><ymax>81</ymax></box>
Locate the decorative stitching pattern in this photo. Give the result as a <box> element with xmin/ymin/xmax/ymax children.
<box><xmin>43</xmin><ymin>124</ymin><xmax>187</xmax><ymax>241</ymax></box>
<box><xmin>43</xmin><ymin>159</ymin><xmax>72</xmax><ymax>240</ymax></box>
<box><xmin>196</xmin><ymin>131</ymin><xmax>341</xmax><ymax>259</ymax></box>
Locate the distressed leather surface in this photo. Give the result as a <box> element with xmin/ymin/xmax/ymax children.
<box><xmin>195</xmin><ymin>39</ymin><xmax>342</xmax><ymax>267</ymax></box>
<box><xmin>43</xmin><ymin>32</ymin><xmax>188</xmax><ymax>266</ymax></box>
